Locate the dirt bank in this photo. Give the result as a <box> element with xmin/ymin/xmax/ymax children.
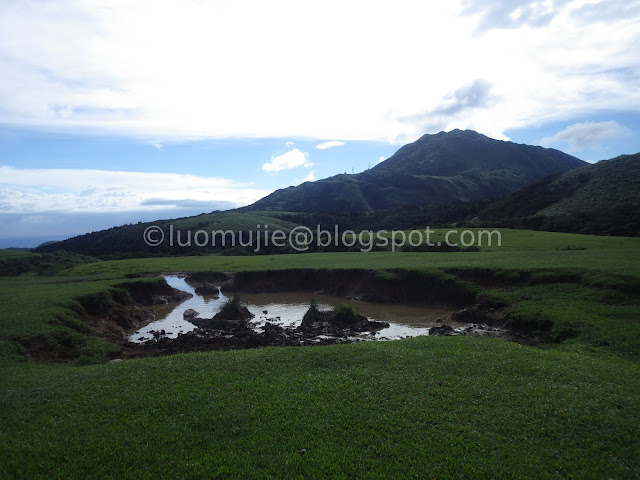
<box><xmin>218</xmin><ymin>268</ymin><xmax>478</xmax><ymax>306</ymax></box>
<box><xmin>30</xmin><ymin>269</ymin><xmax>550</xmax><ymax>363</ymax></box>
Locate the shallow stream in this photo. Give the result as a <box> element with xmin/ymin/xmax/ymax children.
<box><xmin>127</xmin><ymin>276</ymin><xmax>462</xmax><ymax>343</ymax></box>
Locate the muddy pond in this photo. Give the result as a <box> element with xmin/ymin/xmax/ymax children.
<box><xmin>128</xmin><ymin>275</ymin><xmax>464</xmax><ymax>343</ymax></box>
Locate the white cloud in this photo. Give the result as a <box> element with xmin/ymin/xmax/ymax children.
<box><xmin>540</xmin><ymin>121</ymin><xmax>630</xmax><ymax>150</ymax></box>
<box><xmin>0</xmin><ymin>166</ymin><xmax>270</xmax><ymax>214</ymax></box>
<box><xmin>0</xmin><ymin>1</ymin><xmax>638</xmax><ymax>143</ymax></box>
<box><xmin>262</xmin><ymin>148</ymin><xmax>312</xmax><ymax>172</ymax></box>
<box><xmin>463</xmin><ymin>0</ymin><xmax>573</xmax><ymax>33</ymax></box>
<box><xmin>377</xmin><ymin>156</ymin><xmax>386</xmax><ymax>164</ymax></box>
<box><xmin>315</xmin><ymin>141</ymin><xmax>345</xmax><ymax>150</ymax></box>
<box><xmin>300</xmin><ymin>171</ymin><xmax>316</xmax><ymax>183</ymax></box>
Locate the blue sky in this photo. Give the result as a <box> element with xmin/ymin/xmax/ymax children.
<box><xmin>1</xmin><ymin>0</ymin><xmax>639</xmax><ymax>247</ymax></box>
<box><xmin>0</xmin><ymin>128</ymin><xmax>398</xmax><ymax>187</ymax></box>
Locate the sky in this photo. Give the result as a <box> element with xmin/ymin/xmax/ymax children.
<box><xmin>1</xmin><ymin>0</ymin><xmax>639</xmax><ymax>247</ymax></box>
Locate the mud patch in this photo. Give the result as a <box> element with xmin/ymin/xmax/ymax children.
<box><xmin>126</xmin><ymin>275</ymin><xmax>463</xmax><ymax>344</ymax></box>
<box><xmin>118</xmin><ymin>271</ymin><xmax>546</xmax><ymax>359</ymax></box>
<box><xmin>44</xmin><ymin>269</ymin><xmax>548</xmax><ymax>362</ymax></box>
<box><xmin>220</xmin><ymin>268</ymin><xmax>478</xmax><ymax>305</ymax></box>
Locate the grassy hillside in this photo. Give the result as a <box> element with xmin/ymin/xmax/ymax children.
<box><xmin>476</xmin><ymin>154</ymin><xmax>640</xmax><ymax>236</ymax></box>
<box><xmin>61</xmin><ymin>229</ymin><xmax>640</xmax><ymax>278</ymax></box>
<box><xmin>246</xmin><ymin>130</ymin><xmax>584</xmax><ymax>212</ymax></box>
<box><xmin>540</xmin><ymin>154</ymin><xmax>640</xmax><ymax>215</ymax></box>
<box><xmin>0</xmin><ymin>249</ymin><xmax>98</xmax><ymax>276</ymax></box>
<box><xmin>0</xmin><ymin>249</ymin><xmax>30</xmax><ymax>258</ymax></box>
<box><xmin>36</xmin><ymin>211</ymin><xmax>301</xmax><ymax>259</ymax></box>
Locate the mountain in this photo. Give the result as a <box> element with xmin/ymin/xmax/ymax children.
<box><xmin>245</xmin><ymin>129</ymin><xmax>586</xmax><ymax>212</ymax></box>
<box><xmin>40</xmin><ymin>133</ymin><xmax>638</xmax><ymax>260</ymax></box>
<box><xmin>474</xmin><ymin>153</ymin><xmax>640</xmax><ymax>236</ymax></box>
<box><xmin>36</xmin><ymin>211</ymin><xmax>302</xmax><ymax>259</ymax></box>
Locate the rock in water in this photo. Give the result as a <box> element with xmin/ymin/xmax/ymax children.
<box><xmin>195</xmin><ymin>282</ymin><xmax>220</xmax><ymax>296</ymax></box>
<box><xmin>429</xmin><ymin>325</ymin><xmax>456</xmax><ymax>336</ymax></box>
<box><xmin>183</xmin><ymin>308</ymin><xmax>199</xmax><ymax>319</ymax></box>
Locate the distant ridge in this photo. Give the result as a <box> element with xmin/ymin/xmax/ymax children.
<box><xmin>475</xmin><ymin>153</ymin><xmax>640</xmax><ymax>236</ymax></box>
<box><xmin>244</xmin><ymin>129</ymin><xmax>586</xmax><ymax>212</ymax></box>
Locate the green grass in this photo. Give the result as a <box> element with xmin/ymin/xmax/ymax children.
<box><xmin>0</xmin><ymin>249</ymin><xmax>30</xmax><ymax>258</ymax></box>
<box><xmin>170</xmin><ymin>211</ymin><xmax>300</xmax><ymax>232</ymax></box>
<box><xmin>0</xmin><ymin>276</ymin><xmax>119</xmax><ymax>340</ymax></box>
<box><xmin>485</xmin><ymin>282</ymin><xmax>640</xmax><ymax>358</ymax></box>
<box><xmin>0</xmin><ymin>275</ymin><xmax>168</xmax><ymax>365</ymax></box>
<box><xmin>352</xmin><ymin>228</ymin><xmax>639</xmax><ymax>252</ymax></box>
<box><xmin>1</xmin><ymin>229</ymin><xmax>639</xmax><ymax>478</ymax></box>
<box><xmin>0</xmin><ymin>250</ymin><xmax>98</xmax><ymax>276</ymax></box>
<box><xmin>1</xmin><ymin>337</ymin><xmax>638</xmax><ymax>479</ymax></box>
<box><xmin>64</xmin><ymin>248</ymin><xmax>640</xmax><ymax>279</ymax></box>
<box><xmin>2</xmin><ymin>230</ymin><xmax>639</xmax><ymax>362</ymax></box>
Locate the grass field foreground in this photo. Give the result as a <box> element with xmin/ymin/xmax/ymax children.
<box><xmin>1</xmin><ymin>229</ymin><xmax>639</xmax><ymax>478</ymax></box>
<box><xmin>1</xmin><ymin>337</ymin><xmax>639</xmax><ymax>479</ymax></box>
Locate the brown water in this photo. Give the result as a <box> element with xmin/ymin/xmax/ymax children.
<box><xmin>127</xmin><ymin>275</ymin><xmax>461</xmax><ymax>343</ymax></box>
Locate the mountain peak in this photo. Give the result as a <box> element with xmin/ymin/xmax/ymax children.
<box><xmin>245</xmin><ymin>131</ymin><xmax>586</xmax><ymax>213</ymax></box>
<box><xmin>416</xmin><ymin>128</ymin><xmax>482</xmax><ymax>142</ymax></box>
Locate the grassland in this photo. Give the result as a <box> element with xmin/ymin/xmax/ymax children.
<box><xmin>2</xmin><ymin>338</ymin><xmax>638</xmax><ymax>479</ymax></box>
<box><xmin>354</xmin><ymin>227</ymin><xmax>639</xmax><ymax>252</ymax></box>
<box><xmin>1</xmin><ymin>229</ymin><xmax>639</xmax><ymax>478</ymax></box>
<box><xmin>0</xmin><ymin>249</ymin><xmax>98</xmax><ymax>276</ymax></box>
<box><xmin>0</xmin><ymin>249</ymin><xmax>29</xmax><ymax>257</ymax></box>
<box><xmin>63</xmin><ymin>225</ymin><xmax>640</xmax><ymax>278</ymax></box>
